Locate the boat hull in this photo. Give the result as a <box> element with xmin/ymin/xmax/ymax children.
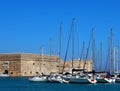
<box><xmin>29</xmin><ymin>76</ymin><xmax>47</xmax><ymax>82</ymax></box>
<box><xmin>97</xmin><ymin>78</ymin><xmax>115</xmax><ymax>83</ymax></box>
<box><xmin>70</xmin><ymin>78</ymin><xmax>90</xmax><ymax>83</ymax></box>
<box><xmin>0</xmin><ymin>74</ymin><xmax>9</xmax><ymax>77</ymax></box>
<box><xmin>66</xmin><ymin>77</ymin><xmax>97</xmax><ymax>84</ymax></box>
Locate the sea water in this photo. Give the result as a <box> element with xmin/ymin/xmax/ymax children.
<box><xmin>0</xmin><ymin>77</ymin><xmax>120</xmax><ymax>91</ymax></box>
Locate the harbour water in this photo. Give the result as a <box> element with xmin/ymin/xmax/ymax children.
<box><xmin>0</xmin><ymin>77</ymin><xmax>120</xmax><ymax>91</ymax></box>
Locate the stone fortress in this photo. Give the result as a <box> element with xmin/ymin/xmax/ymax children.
<box><xmin>0</xmin><ymin>53</ymin><xmax>93</xmax><ymax>77</ymax></box>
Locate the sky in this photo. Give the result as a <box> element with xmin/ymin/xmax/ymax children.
<box><xmin>0</xmin><ymin>0</ymin><xmax>120</xmax><ymax>65</ymax></box>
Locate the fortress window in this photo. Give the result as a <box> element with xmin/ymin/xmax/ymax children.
<box><xmin>11</xmin><ymin>72</ymin><xmax>13</xmax><ymax>74</ymax></box>
<box><xmin>30</xmin><ymin>71</ymin><xmax>32</xmax><ymax>74</ymax></box>
<box><xmin>36</xmin><ymin>72</ymin><xmax>38</xmax><ymax>74</ymax></box>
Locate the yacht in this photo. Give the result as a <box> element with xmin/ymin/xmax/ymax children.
<box><xmin>63</xmin><ymin>70</ymin><xmax>97</xmax><ymax>84</ymax></box>
<box><xmin>29</xmin><ymin>75</ymin><xmax>47</xmax><ymax>82</ymax></box>
<box><xmin>0</xmin><ymin>73</ymin><xmax>9</xmax><ymax>77</ymax></box>
<box><xmin>96</xmin><ymin>72</ymin><xmax>115</xmax><ymax>83</ymax></box>
<box><xmin>48</xmin><ymin>73</ymin><xmax>69</xmax><ymax>83</ymax></box>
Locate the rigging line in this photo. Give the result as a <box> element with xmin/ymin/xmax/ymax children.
<box><xmin>83</xmin><ymin>31</ymin><xmax>92</xmax><ymax>71</ymax></box>
<box><xmin>79</xmin><ymin>41</ymin><xmax>85</xmax><ymax>68</ymax></box>
<box><xmin>105</xmin><ymin>37</ymin><xmax>110</xmax><ymax>71</ymax></box>
<box><xmin>62</xmin><ymin>19</ymin><xmax>74</xmax><ymax>74</ymax></box>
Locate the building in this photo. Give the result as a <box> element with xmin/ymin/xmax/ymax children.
<box><xmin>0</xmin><ymin>53</ymin><xmax>93</xmax><ymax>77</ymax></box>
<box><xmin>0</xmin><ymin>53</ymin><xmax>60</xmax><ymax>76</ymax></box>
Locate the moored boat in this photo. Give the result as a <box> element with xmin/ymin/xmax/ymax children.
<box><xmin>96</xmin><ymin>72</ymin><xmax>115</xmax><ymax>83</ymax></box>
<box><xmin>0</xmin><ymin>73</ymin><xmax>9</xmax><ymax>77</ymax></box>
<box><xmin>63</xmin><ymin>72</ymin><xmax>97</xmax><ymax>84</ymax></box>
<box><xmin>48</xmin><ymin>73</ymin><xmax>69</xmax><ymax>83</ymax></box>
<box><xmin>29</xmin><ymin>75</ymin><xmax>47</xmax><ymax>82</ymax></box>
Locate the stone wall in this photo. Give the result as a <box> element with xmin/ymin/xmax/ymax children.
<box><xmin>63</xmin><ymin>60</ymin><xmax>93</xmax><ymax>72</ymax></box>
<box><xmin>0</xmin><ymin>53</ymin><xmax>93</xmax><ymax>77</ymax></box>
<box><xmin>0</xmin><ymin>54</ymin><xmax>21</xmax><ymax>76</ymax></box>
<box><xmin>20</xmin><ymin>54</ymin><xmax>60</xmax><ymax>76</ymax></box>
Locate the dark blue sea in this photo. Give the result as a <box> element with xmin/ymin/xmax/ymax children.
<box><xmin>0</xmin><ymin>77</ymin><xmax>120</xmax><ymax>91</ymax></box>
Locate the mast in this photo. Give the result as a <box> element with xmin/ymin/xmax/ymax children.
<box><xmin>110</xmin><ymin>29</ymin><xmax>114</xmax><ymax>74</ymax></box>
<box><xmin>79</xmin><ymin>41</ymin><xmax>85</xmax><ymax>68</ymax></box>
<box><xmin>83</xmin><ymin>31</ymin><xmax>92</xmax><ymax>71</ymax></box>
<box><xmin>114</xmin><ymin>46</ymin><xmax>119</xmax><ymax>73</ymax></box>
<box><xmin>114</xmin><ymin>47</ymin><xmax>118</xmax><ymax>73</ymax></box>
<box><xmin>106</xmin><ymin>37</ymin><xmax>110</xmax><ymax>71</ymax></box>
<box><xmin>40</xmin><ymin>45</ymin><xmax>44</xmax><ymax>74</ymax></box>
<box><xmin>62</xmin><ymin>18</ymin><xmax>74</xmax><ymax>74</ymax></box>
<box><xmin>50</xmin><ymin>37</ymin><xmax>53</xmax><ymax>73</ymax></box>
<box><xmin>72</xmin><ymin>18</ymin><xmax>75</xmax><ymax>69</ymax></box>
<box><xmin>58</xmin><ymin>23</ymin><xmax>62</xmax><ymax>73</ymax></box>
<box><xmin>100</xmin><ymin>42</ymin><xmax>102</xmax><ymax>71</ymax></box>
<box><xmin>92</xmin><ymin>28</ymin><xmax>95</xmax><ymax>71</ymax></box>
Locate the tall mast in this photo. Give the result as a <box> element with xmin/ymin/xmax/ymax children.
<box><xmin>40</xmin><ymin>45</ymin><xmax>44</xmax><ymax>73</ymax></box>
<box><xmin>72</xmin><ymin>18</ymin><xmax>75</xmax><ymax>68</ymax></box>
<box><xmin>50</xmin><ymin>37</ymin><xmax>53</xmax><ymax>72</ymax></box>
<box><xmin>58</xmin><ymin>23</ymin><xmax>62</xmax><ymax>73</ymax></box>
<box><xmin>114</xmin><ymin>46</ymin><xmax>119</xmax><ymax>73</ymax></box>
<box><xmin>83</xmin><ymin>30</ymin><xmax>92</xmax><ymax>71</ymax></box>
<box><xmin>100</xmin><ymin>42</ymin><xmax>102</xmax><ymax>71</ymax></box>
<box><xmin>92</xmin><ymin>28</ymin><xmax>95</xmax><ymax>71</ymax></box>
<box><xmin>107</xmin><ymin>37</ymin><xmax>111</xmax><ymax>72</ymax></box>
<box><xmin>110</xmin><ymin>29</ymin><xmax>114</xmax><ymax>74</ymax></box>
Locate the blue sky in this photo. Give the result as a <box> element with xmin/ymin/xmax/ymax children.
<box><xmin>0</xmin><ymin>0</ymin><xmax>120</xmax><ymax>63</ymax></box>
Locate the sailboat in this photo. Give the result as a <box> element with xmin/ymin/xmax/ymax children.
<box><xmin>29</xmin><ymin>74</ymin><xmax>47</xmax><ymax>82</ymax></box>
<box><xmin>96</xmin><ymin>29</ymin><xmax>115</xmax><ymax>83</ymax></box>
<box><xmin>62</xmin><ymin>19</ymin><xmax>97</xmax><ymax>84</ymax></box>
<box><xmin>48</xmin><ymin>24</ymin><xmax>69</xmax><ymax>83</ymax></box>
<box><xmin>0</xmin><ymin>73</ymin><xmax>9</xmax><ymax>77</ymax></box>
<box><xmin>29</xmin><ymin>46</ymin><xmax>47</xmax><ymax>82</ymax></box>
<box><xmin>96</xmin><ymin>72</ymin><xmax>114</xmax><ymax>83</ymax></box>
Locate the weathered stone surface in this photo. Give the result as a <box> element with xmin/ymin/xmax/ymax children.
<box><xmin>0</xmin><ymin>53</ymin><xmax>92</xmax><ymax>77</ymax></box>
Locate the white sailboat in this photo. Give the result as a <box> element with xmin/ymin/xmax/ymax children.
<box><xmin>96</xmin><ymin>42</ymin><xmax>115</xmax><ymax>83</ymax></box>
<box><xmin>62</xmin><ymin>20</ymin><xmax>97</xmax><ymax>84</ymax></box>
<box><xmin>0</xmin><ymin>73</ymin><xmax>9</xmax><ymax>77</ymax></box>
<box><xmin>48</xmin><ymin>73</ymin><xmax>69</xmax><ymax>83</ymax></box>
<box><xmin>29</xmin><ymin>74</ymin><xmax>47</xmax><ymax>82</ymax></box>
<box><xmin>63</xmin><ymin>69</ymin><xmax>97</xmax><ymax>84</ymax></box>
<box><xmin>28</xmin><ymin>46</ymin><xmax>47</xmax><ymax>82</ymax></box>
<box><xmin>96</xmin><ymin>72</ymin><xmax>115</xmax><ymax>83</ymax></box>
<box><xmin>47</xmin><ymin>25</ymin><xmax>69</xmax><ymax>83</ymax></box>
